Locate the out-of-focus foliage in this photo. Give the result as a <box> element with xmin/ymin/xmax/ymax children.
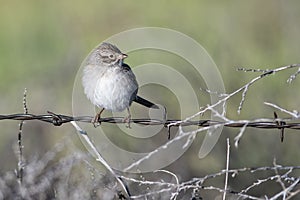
<box><xmin>0</xmin><ymin>0</ymin><xmax>300</xmax><ymax>199</ymax></box>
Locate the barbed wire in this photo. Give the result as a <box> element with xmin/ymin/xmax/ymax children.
<box><xmin>1</xmin><ymin>63</ymin><xmax>299</xmax><ymax>134</ymax></box>
<box><xmin>1</xmin><ymin>112</ymin><xmax>299</xmax><ymax>129</ymax></box>
<box><xmin>1</xmin><ymin>63</ymin><xmax>300</xmax><ymax>199</ymax></box>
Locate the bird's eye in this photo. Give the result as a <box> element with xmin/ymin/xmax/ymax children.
<box><xmin>109</xmin><ymin>54</ymin><xmax>115</xmax><ymax>59</ymax></box>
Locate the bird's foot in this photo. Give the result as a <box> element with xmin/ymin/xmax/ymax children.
<box><xmin>92</xmin><ymin>113</ymin><xmax>101</xmax><ymax>127</ymax></box>
<box><xmin>123</xmin><ymin>114</ymin><xmax>131</xmax><ymax>128</ymax></box>
<box><xmin>92</xmin><ymin>108</ymin><xmax>105</xmax><ymax>128</ymax></box>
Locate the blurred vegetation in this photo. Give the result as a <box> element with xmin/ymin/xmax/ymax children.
<box><xmin>0</xmin><ymin>0</ymin><xmax>300</xmax><ymax>199</ymax></box>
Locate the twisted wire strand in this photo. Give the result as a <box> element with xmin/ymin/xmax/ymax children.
<box><xmin>0</xmin><ymin>112</ymin><xmax>300</xmax><ymax>131</ymax></box>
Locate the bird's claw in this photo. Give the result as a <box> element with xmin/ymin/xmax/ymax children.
<box><xmin>92</xmin><ymin>113</ymin><xmax>101</xmax><ymax>127</ymax></box>
<box><xmin>123</xmin><ymin>114</ymin><xmax>131</xmax><ymax>128</ymax></box>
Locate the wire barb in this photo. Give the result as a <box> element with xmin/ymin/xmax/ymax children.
<box><xmin>0</xmin><ymin>113</ymin><xmax>300</xmax><ymax>131</ymax></box>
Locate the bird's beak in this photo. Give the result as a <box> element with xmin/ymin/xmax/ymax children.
<box><xmin>119</xmin><ymin>53</ymin><xmax>128</xmax><ymax>66</ymax></box>
<box><xmin>118</xmin><ymin>53</ymin><xmax>127</xmax><ymax>66</ymax></box>
<box><xmin>121</xmin><ymin>53</ymin><xmax>128</xmax><ymax>59</ymax></box>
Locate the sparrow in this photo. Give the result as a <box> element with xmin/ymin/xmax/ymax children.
<box><xmin>82</xmin><ymin>42</ymin><xmax>158</xmax><ymax>126</ymax></box>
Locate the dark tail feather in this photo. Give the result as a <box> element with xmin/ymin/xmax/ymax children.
<box><xmin>134</xmin><ymin>96</ymin><xmax>159</xmax><ymax>109</ymax></box>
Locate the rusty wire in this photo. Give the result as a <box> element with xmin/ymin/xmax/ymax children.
<box><xmin>1</xmin><ymin>112</ymin><xmax>300</xmax><ymax>131</ymax></box>
<box><xmin>1</xmin><ymin>64</ymin><xmax>299</xmax><ymax>132</ymax></box>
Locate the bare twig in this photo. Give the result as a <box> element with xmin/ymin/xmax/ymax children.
<box><xmin>234</xmin><ymin>123</ymin><xmax>248</xmax><ymax>147</ymax></box>
<box><xmin>223</xmin><ymin>138</ymin><xmax>230</xmax><ymax>200</ymax></box>
<box><xmin>70</xmin><ymin>121</ymin><xmax>131</xmax><ymax>198</ymax></box>
<box><xmin>168</xmin><ymin>63</ymin><xmax>300</xmax><ymax>129</ymax></box>
<box><xmin>120</xmin><ymin>164</ymin><xmax>300</xmax><ymax>199</ymax></box>
<box><xmin>265</xmin><ymin>102</ymin><xmax>300</xmax><ymax>118</ymax></box>
<box><xmin>269</xmin><ymin>177</ymin><xmax>300</xmax><ymax>200</ymax></box>
<box><xmin>1</xmin><ymin>64</ymin><xmax>300</xmax><ymax>199</ymax></box>
<box><xmin>17</xmin><ymin>88</ymin><xmax>28</xmax><ymax>184</ymax></box>
<box><xmin>287</xmin><ymin>66</ymin><xmax>300</xmax><ymax>83</ymax></box>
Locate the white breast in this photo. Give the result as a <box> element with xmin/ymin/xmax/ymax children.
<box><xmin>82</xmin><ymin>65</ymin><xmax>138</xmax><ymax>112</ymax></box>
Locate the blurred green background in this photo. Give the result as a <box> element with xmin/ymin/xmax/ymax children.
<box><xmin>0</xmin><ymin>0</ymin><xmax>300</xmax><ymax>198</ymax></box>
